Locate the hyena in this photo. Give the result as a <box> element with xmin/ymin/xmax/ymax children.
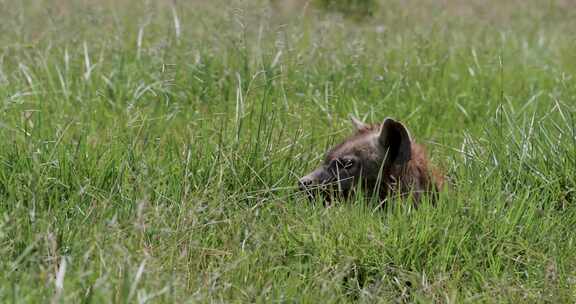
<box><xmin>298</xmin><ymin>117</ymin><xmax>443</xmax><ymax>204</ymax></box>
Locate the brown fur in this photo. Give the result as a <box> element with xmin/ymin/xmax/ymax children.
<box><xmin>299</xmin><ymin>118</ymin><xmax>443</xmax><ymax>204</ymax></box>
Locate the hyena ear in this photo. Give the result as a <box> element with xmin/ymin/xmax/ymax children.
<box><xmin>379</xmin><ymin>118</ymin><xmax>412</xmax><ymax>165</ymax></box>
<box><xmin>349</xmin><ymin>115</ymin><xmax>367</xmax><ymax>130</ymax></box>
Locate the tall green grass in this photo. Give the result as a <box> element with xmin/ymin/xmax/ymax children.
<box><xmin>0</xmin><ymin>0</ymin><xmax>575</xmax><ymax>302</ymax></box>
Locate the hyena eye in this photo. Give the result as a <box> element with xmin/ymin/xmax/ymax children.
<box><xmin>336</xmin><ymin>158</ymin><xmax>355</xmax><ymax>169</ymax></box>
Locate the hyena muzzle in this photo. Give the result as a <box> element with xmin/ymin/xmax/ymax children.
<box><xmin>298</xmin><ymin>117</ymin><xmax>443</xmax><ymax>204</ymax></box>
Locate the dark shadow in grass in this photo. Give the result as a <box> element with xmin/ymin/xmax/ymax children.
<box><xmin>340</xmin><ymin>261</ymin><xmax>416</xmax><ymax>302</ymax></box>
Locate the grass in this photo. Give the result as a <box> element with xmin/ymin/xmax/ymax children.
<box><xmin>0</xmin><ymin>0</ymin><xmax>575</xmax><ymax>302</ymax></box>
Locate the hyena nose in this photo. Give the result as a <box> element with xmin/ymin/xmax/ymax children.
<box><xmin>298</xmin><ymin>177</ymin><xmax>314</xmax><ymax>191</ymax></box>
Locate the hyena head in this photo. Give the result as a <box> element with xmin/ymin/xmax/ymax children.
<box><xmin>299</xmin><ymin>116</ymin><xmax>439</xmax><ymax>203</ymax></box>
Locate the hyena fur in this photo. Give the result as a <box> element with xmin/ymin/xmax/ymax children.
<box><xmin>298</xmin><ymin>117</ymin><xmax>443</xmax><ymax>204</ymax></box>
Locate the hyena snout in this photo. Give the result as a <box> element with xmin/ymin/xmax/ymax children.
<box><xmin>298</xmin><ymin>166</ymin><xmax>356</xmax><ymax>197</ymax></box>
<box><xmin>297</xmin><ymin>176</ymin><xmax>314</xmax><ymax>191</ymax></box>
<box><xmin>297</xmin><ymin>168</ymin><xmax>324</xmax><ymax>191</ymax></box>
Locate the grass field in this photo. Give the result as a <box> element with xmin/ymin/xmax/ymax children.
<box><xmin>0</xmin><ymin>0</ymin><xmax>575</xmax><ymax>302</ymax></box>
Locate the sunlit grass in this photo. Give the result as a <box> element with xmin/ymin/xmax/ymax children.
<box><xmin>0</xmin><ymin>0</ymin><xmax>575</xmax><ymax>302</ymax></box>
